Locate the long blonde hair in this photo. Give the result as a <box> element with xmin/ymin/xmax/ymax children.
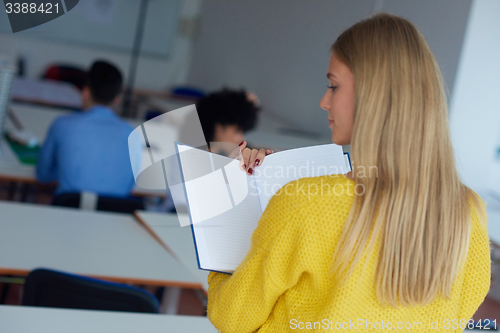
<box><xmin>330</xmin><ymin>13</ymin><xmax>485</xmax><ymax>307</ymax></box>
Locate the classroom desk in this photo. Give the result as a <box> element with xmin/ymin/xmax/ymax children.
<box><xmin>0</xmin><ymin>103</ymin><xmax>163</xmax><ymax>197</ymax></box>
<box><xmin>134</xmin><ymin>211</ymin><xmax>210</xmax><ymax>293</ymax></box>
<box><xmin>0</xmin><ymin>305</ymin><xmax>217</xmax><ymax>333</ymax></box>
<box><xmin>12</xmin><ymin>77</ymin><xmax>82</xmax><ymax>109</ymax></box>
<box><xmin>8</xmin><ymin>103</ymin><xmax>145</xmax><ymax>139</ymax></box>
<box><xmin>0</xmin><ymin>200</ymin><xmax>202</xmax><ymax>289</ymax></box>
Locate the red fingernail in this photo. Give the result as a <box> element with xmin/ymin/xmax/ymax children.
<box><xmin>248</xmin><ymin>168</ymin><xmax>253</xmax><ymax>175</ymax></box>
<box><xmin>255</xmin><ymin>159</ymin><xmax>260</xmax><ymax>166</ymax></box>
<box><xmin>243</xmin><ymin>164</ymin><xmax>246</xmax><ymax>170</ymax></box>
<box><xmin>239</xmin><ymin>141</ymin><xmax>244</xmax><ymax>146</ymax></box>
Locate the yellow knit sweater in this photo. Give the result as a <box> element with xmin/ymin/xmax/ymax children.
<box><xmin>207</xmin><ymin>175</ymin><xmax>491</xmax><ymax>332</ymax></box>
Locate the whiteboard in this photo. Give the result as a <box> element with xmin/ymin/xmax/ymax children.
<box><xmin>0</xmin><ymin>0</ymin><xmax>181</xmax><ymax>58</ymax></box>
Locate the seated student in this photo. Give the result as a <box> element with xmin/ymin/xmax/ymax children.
<box><xmin>36</xmin><ymin>60</ymin><xmax>139</xmax><ymax>197</ymax></box>
<box><xmin>163</xmin><ymin>88</ymin><xmax>264</xmax><ymax>212</ymax></box>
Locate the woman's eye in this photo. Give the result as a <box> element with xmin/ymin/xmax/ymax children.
<box><xmin>327</xmin><ymin>85</ymin><xmax>337</xmax><ymax>91</ymax></box>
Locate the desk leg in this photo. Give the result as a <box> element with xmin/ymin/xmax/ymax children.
<box><xmin>7</xmin><ymin>181</ymin><xmax>16</xmax><ymax>201</ymax></box>
<box><xmin>20</xmin><ymin>183</ymin><xmax>32</xmax><ymax>202</ymax></box>
<box><xmin>0</xmin><ymin>282</ymin><xmax>9</xmax><ymax>304</ymax></box>
<box><xmin>161</xmin><ymin>286</ymin><xmax>181</xmax><ymax>314</ymax></box>
<box><xmin>7</xmin><ymin>182</ymin><xmax>31</xmax><ymax>202</ymax></box>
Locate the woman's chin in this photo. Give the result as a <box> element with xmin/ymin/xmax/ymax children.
<box><xmin>331</xmin><ymin>135</ymin><xmax>341</xmax><ymax>145</ymax></box>
<box><xmin>331</xmin><ymin>135</ymin><xmax>349</xmax><ymax>146</ymax></box>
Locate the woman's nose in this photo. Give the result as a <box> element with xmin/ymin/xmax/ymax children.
<box><xmin>320</xmin><ymin>91</ymin><xmax>330</xmax><ymax>111</ymax></box>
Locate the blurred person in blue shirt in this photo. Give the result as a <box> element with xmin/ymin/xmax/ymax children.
<box><xmin>36</xmin><ymin>60</ymin><xmax>140</xmax><ymax>197</ymax></box>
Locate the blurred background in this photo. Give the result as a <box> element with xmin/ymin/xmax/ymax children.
<box><xmin>0</xmin><ymin>0</ymin><xmax>474</xmax><ymax>146</ymax></box>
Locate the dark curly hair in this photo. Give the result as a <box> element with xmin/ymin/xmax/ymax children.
<box><xmin>196</xmin><ymin>88</ymin><xmax>260</xmax><ymax>143</ymax></box>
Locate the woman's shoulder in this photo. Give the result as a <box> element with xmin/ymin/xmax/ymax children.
<box><xmin>467</xmin><ymin>190</ymin><xmax>488</xmax><ymax>233</ymax></box>
<box><xmin>460</xmin><ymin>192</ymin><xmax>491</xmax><ymax>312</ymax></box>
<box><xmin>254</xmin><ymin>175</ymin><xmax>356</xmax><ymax>248</ymax></box>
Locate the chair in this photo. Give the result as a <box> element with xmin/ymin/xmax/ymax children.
<box><xmin>52</xmin><ymin>192</ymin><xmax>145</xmax><ymax>214</ymax></box>
<box><xmin>22</xmin><ymin>268</ymin><xmax>159</xmax><ymax>313</ymax></box>
<box><xmin>170</xmin><ymin>86</ymin><xmax>205</xmax><ymax>99</ymax></box>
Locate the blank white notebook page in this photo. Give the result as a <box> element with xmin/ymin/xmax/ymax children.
<box><xmin>177</xmin><ymin>143</ymin><xmax>262</xmax><ymax>272</ymax></box>
<box><xmin>177</xmin><ymin>145</ymin><xmax>232</xmax><ymax>224</ymax></box>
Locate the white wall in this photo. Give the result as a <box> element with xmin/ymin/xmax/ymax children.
<box><xmin>450</xmin><ymin>0</ymin><xmax>500</xmax><ymax>195</ymax></box>
<box><xmin>188</xmin><ymin>0</ymin><xmax>472</xmax><ymax>139</ymax></box>
<box><xmin>0</xmin><ymin>0</ymin><xmax>202</xmax><ymax>90</ymax></box>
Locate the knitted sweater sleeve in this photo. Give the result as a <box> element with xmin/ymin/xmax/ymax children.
<box><xmin>207</xmin><ymin>178</ymin><xmax>313</xmax><ymax>333</ymax></box>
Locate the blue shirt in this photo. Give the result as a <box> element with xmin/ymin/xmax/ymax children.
<box><xmin>36</xmin><ymin>105</ymin><xmax>140</xmax><ymax>197</ymax></box>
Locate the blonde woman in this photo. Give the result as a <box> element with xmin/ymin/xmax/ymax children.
<box><xmin>207</xmin><ymin>13</ymin><xmax>491</xmax><ymax>332</ymax></box>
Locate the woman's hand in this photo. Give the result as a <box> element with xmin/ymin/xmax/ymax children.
<box><xmin>228</xmin><ymin>140</ymin><xmax>274</xmax><ymax>175</ymax></box>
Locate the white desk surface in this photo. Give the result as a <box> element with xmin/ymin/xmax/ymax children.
<box><xmin>0</xmin><ymin>103</ymin><xmax>163</xmax><ymax>197</ymax></box>
<box><xmin>7</xmin><ymin>103</ymin><xmax>72</xmax><ymax>142</ymax></box>
<box><xmin>134</xmin><ymin>211</ymin><xmax>210</xmax><ymax>292</ymax></box>
<box><xmin>8</xmin><ymin>103</ymin><xmax>144</xmax><ymax>140</ymax></box>
<box><xmin>0</xmin><ymin>200</ymin><xmax>202</xmax><ymax>289</ymax></box>
<box><xmin>12</xmin><ymin>77</ymin><xmax>82</xmax><ymax>109</ymax></box>
<box><xmin>0</xmin><ymin>305</ymin><xmax>217</xmax><ymax>333</ymax></box>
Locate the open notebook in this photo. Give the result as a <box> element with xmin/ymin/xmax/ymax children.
<box><xmin>175</xmin><ymin>142</ymin><xmax>350</xmax><ymax>273</ymax></box>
